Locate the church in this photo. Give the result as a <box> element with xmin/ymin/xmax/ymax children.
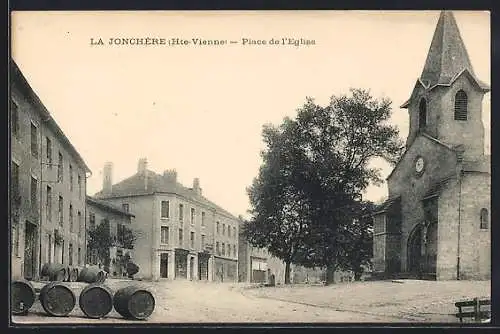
<box><xmin>372</xmin><ymin>11</ymin><xmax>490</xmax><ymax>281</ymax></box>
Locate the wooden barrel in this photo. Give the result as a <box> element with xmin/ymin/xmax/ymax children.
<box><xmin>43</xmin><ymin>263</ymin><xmax>66</xmax><ymax>282</ymax></box>
<box><xmin>69</xmin><ymin>267</ymin><xmax>79</xmax><ymax>282</ymax></box>
<box><xmin>78</xmin><ymin>266</ymin><xmax>102</xmax><ymax>283</ymax></box>
<box><xmin>79</xmin><ymin>284</ymin><xmax>114</xmax><ymax>319</ymax></box>
<box><xmin>113</xmin><ymin>286</ymin><xmax>155</xmax><ymax>320</ymax></box>
<box><xmin>39</xmin><ymin>282</ymin><xmax>76</xmax><ymax>317</ymax></box>
<box><xmin>64</xmin><ymin>266</ymin><xmax>71</xmax><ymax>282</ymax></box>
<box><xmin>11</xmin><ymin>279</ymin><xmax>36</xmax><ymax>315</ymax></box>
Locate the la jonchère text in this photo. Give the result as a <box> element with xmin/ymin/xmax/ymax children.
<box><xmin>90</xmin><ymin>37</ymin><xmax>316</xmax><ymax>47</ymax></box>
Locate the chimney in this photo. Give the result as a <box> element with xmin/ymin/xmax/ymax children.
<box><xmin>193</xmin><ymin>177</ymin><xmax>202</xmax><ymax>195</ymax></box>
<box><xmin>163</xmin><ymin>169</ymin><xmax>178</xmax><ymax>183</ymax></box>
<box><xmin>138</xmin><ymin>158</ymin><xmax>148</xmax><ymax>174</ymax></box>
<box><xmin>103</xmin><ymin>162</ymin><xmax>113</xmax><ymax>195</ymax></box>
<box><xmin>137</xmin><ymin>158</ymin><xmax>148</xmax><ymax>191</ymax></box>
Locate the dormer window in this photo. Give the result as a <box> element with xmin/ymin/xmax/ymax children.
<box><xmin>418</xmin><ymin>98</ymin><xmax>427</xmax><ymax>130</ymax></box>
<box><xmin>454</xmin><ymin>90</ymin><xmax>468</xmax><ymax>121</ymax></box>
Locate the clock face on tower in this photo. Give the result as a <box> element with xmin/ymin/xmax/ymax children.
<box><xmin>415</xmin><ymin>156</ymin><xmax>425</xmax><ymax>175</ymax></box>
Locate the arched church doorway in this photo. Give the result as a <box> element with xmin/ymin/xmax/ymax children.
<box><xmin>407</xmin><ymin>224</ymin><xmax>422</xmax><ymax>274</ymax></box>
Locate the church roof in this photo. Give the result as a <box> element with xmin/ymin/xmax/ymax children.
<box><xmin>373</xmin><ymin>196</ymin><xmax>401</xmax><ymax>215</ymax></box>
<box><xmin>401</xmin><ymin>11</ymin><xmax>490</xmax><ymax>109</ymax></box>
<box><xmin>94</xmin><ymin>170</ymin><xmax>239</xmax><ymax>220</ymax></box>
<box><xmin>423</xmin><ymin>175</ymin><xmax>456</xmax><ymax>200</ymax></box>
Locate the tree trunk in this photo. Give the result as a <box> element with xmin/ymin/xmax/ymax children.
<box><xmin>324</xmin><ymin>265</ymin><xmax>335</xmax><ymax>286</ymax></box>
<box><xmin>284</xmin><ymin>260</ymin><xmax>291</xmax><ymax>284</ymax></box>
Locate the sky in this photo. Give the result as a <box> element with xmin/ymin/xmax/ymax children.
<box><xmin>11</xmin><ymin>10</ymin><xmax>490</xmax><ymax>218</ymax></box>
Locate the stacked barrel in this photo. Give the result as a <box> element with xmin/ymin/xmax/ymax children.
<box><xmin>11</xmin><ymin>270</ymin><xmax>155</xmax><ymax>320</ymax></box>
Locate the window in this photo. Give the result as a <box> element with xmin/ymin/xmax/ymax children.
<box><xmin>191</xmin><ymin>208</ymin><xmax>195</xmax><ymax>225</ymax></box>
<box><xmin>78</xmin><ymin>247</ymin><xmax>81</xmax><ymax>265</ymax></box>
<box><xmin>223</xmin><ymin>224</ymin><xmax>226</xmax><ymax>236</ymax></box>
<box><xmin>228</xmin><ymin>226</ymin><xmax>231</xmax><ymax>238</ymax></box>
<box><xmin>62</xmin><ymin>240</ymin><xmax>65</xmax><ymax>264</ymax></box>
<box><xmin>11</xmin><ymin>162</ymin><xmax>19</xmax><ymax>198</ymax></box>
<box><xmin>68</xmin><ymin>243</ymin><xmax>73</xmax><ymax>266</ymax></box>
<box><xmin>222</xmin><ymin>243</ymin><xmax>225</xmax><ymax>256</ymax></box>
<box><xmin>419</xmin><ymin>98</ymin><xmax>427</xmax><ymax>130</ymax></box>
<box><xmin>216</xmin><ymin>221</ymin><xmax>220</xmax><ymax>234</ymax></box>
<box><xmin>161</xmin><ymin>226</ymin><xmax>169</xmax><ymax>244</ymax></box>
<box><xmin>58</xmin><ymin>152</ymin><xmax>63</xmax><ymax>182</ymax></box>
<box><xmin>179</xmin><ymin>204</ymin><xmax>184</xmax><ymax>222</ymax></box>
<box><xmin>58</xmin><ymin>196</ymin><xmax>64</xmax><ymax>226</ymax></box>
<box><xmin>454</xmin><ymin>90</ymin><xmax>468</xmax><ymax>121</ymax></box>
<box><xmin>179</xmin><ymin>228</ymin><xmax>183</xmax><ymax>246</ymax></box>
<box><xmin>11</xmin><ymin>100</ymin><xmax>19</xmax><ymax>137</ymax></box>
<box><xmin>190</xmin><ymin>231</ymin><xmax>195</xmax><ymax>248</ymax></box>
<box><xmin>69</xmin><ymin>164</ymin><xmax>73</xmax><ymax>191</ymax></box>
<box><xmin>78</xmin><ymin>175</ymin><xmax>82</xmax><ymax>199</ymax></box>
<box><xmin>233</xmin><ymin>226</ymin><xmax>236</xmax><ymax>239</ymax></box>
<box><xmin>216</xmin><ymin>241</ymin><xmax>220</xmax><ymax>255</ymax></box>
<box><xmin>31</xmin><ymin>122</ymin><xmax>38</xmax><ymax>158</ymax></box>
<box><xmin>30</xmin><ymin>176</ymin><xmax>37</xmax><ymax>208</ymax></box>
<box><xmin>228</xmin><ymin>244</ymin><xmax>231</xmax><ymax>256</ymax></box>
<box><xmin>233</xmin><ymin>244</ymin><xmax>236</xmax><ymax>257</ymax></box>
<box><xmin>89</xmin><ymin>212</ymin><xmax>96</xmax><ymax>229</ymax></box>
<box><xmin>161</xmin><ymin>201</ymin><xmax>169</xmax><ymax>218</ymax></box>
<box><xmin>77</xmin><ymin>211</ymin><xmax>82</xmax><ymax>237</ymax></box>
<box><xmin>122</xmin><ymin>203</ymin><xmax>130</xmax><ymax>213</ymax></box>
<box><xmin>46</xmin><ymin>137</ymin><xmax>52</xmax><ymax>168</ymax></box>
<box><xmin>201</xmin><ymin>211</ymin><xmax>206</xmax><ymax>226</ymax></box>
<box><xmin>69</xmin><ymin>204</ymin><xmax>74</xmax><ymax>232</ymax></box>
<box><xmin>201</xmin><ymin>234</ymin><xmax>206</xmax><ymax>248</ymax></box>
<box><xmin>480</xmin><ymin>208</ymin><xmax>489</xmax><ymax>230</ymax></box>
<box><xmin>46</xmin><ymin>186</ymin><xmax>52</xmax><ymax>221</ymax></box>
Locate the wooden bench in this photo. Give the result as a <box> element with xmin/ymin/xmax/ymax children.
<box><xmin>455</xmin><ymin>298</ymin><xmax>491</xmax><ymax>323</ymax></box>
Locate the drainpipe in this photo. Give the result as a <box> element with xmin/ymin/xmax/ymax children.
<box><xmin>456</xmin><ymin>168</ymin><xmax>463</xmax><ymax>280</ymax></box>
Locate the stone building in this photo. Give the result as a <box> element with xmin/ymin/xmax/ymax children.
<box><xmin>86</xmin><ymin>196</ymin><xmax>135</xmax><ymax>277</ymax></box>
<box><xmin>238</xmin><ymin>232</ymin><xmax>288</xmax><ymax>284</ymax></box>
<box><xmin>93</xmin><ymin>159</ymin><xmax>240</xmax><ymax>281</ymax></box>
<box><xmin>10</xmin><ymin>60</ymin><xmax>91</xmax><ymax>280</ymax></box>
<box><xmin>372</xmin><ymin>11</ymin><xmax>490</xmax><ymax>280</ymax></box>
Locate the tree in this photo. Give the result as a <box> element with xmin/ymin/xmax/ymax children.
<box><xmin>244</xmin><ymin>119</ymin><xmax>312</xmax><ymax>284</ymax></box>
<box><xmin>87</xmin><ymin>219</ymin><xmax>113</xmax><ymax>270</ymax></box>
<box><xmin>246</xmin><ymin>88</ymin><xmax>403</xmax><ymax>285</ymax></box>
<box><xmin>337</xmin><ymin>201</ymin><xmax>375</xmax><ymax>281</ymax></box>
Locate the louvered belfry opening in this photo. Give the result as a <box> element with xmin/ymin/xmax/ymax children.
<box><xmin>454</xmin><ymin>90</ymin><xmax>468</xmax><ymax>121</ymax></box>
<box><xmin>419</xmin><ymin>98</ymin><xmax>427</xmax><ymax>130</ymax></box>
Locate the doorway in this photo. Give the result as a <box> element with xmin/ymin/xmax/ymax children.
<box><xmin>407</xmin><ymin>224</ymin><xmax>422</xmax><ymax>274</ymax></box>
<box><xmin>160</xmin><ymin>253</ymin><xmax>168</xmax><ymax>278</ymax></box>
<box><xmin>23</xmin><ymin>221</ymin><xmax>37</xmax><ymax>280</ymax></box>
<box><xmin>189</xmin><ymin>257</ymin><xmax>195</xmax><ymax>280</ymax></box>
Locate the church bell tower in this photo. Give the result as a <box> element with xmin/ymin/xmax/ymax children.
<box><xmin>401</xmin><ymin>11</ymin><xmax>490</xmax><ymax>161</ymax></box>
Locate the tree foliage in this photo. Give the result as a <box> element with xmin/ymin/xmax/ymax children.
<box><xmin>87</xmin><ymin>219</ymin><xmax>113</xmax><ymax>268</ymax></box>
<box><xmin>245</xmin><ymin>88</ymin><xmax>403</xmax><ymax>284</ymax></box>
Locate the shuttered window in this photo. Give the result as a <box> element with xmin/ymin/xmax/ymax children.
<box><xmin>454</xmin><ymin>90</ymin><xmax>468</xmax><ymax>121</ymax></box>
<box><xmin>419</xmin><ymin>98</ymin><xmax>427</xmax><ymax>130</ymax></box>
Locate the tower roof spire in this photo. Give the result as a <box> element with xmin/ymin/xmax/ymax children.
<box><xmin>420</xmin><ymin>10</ymin><xmax>474</xmax><ymax>87</ymax></box>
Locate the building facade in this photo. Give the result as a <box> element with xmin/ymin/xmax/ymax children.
<box><xmin>86</xmin><ymin>196</ymin><xmax>135</xmax><ymax>277</ymax></box>
<box><xmin>10</xmin><ymin>61</ymin><xmax>91</xmax><ymax>280</ymax></box>
<box><xmin>94</xmin><ymin>159</ymin><xmax>240</xmax><ymax>281</ymax></box>
<box><xmin>237</xmin><ymin>233</ymin><xmax>289</xmax><ymax>285</ymax></box>
<box><xmin>372</xmin><ymin>11</ymin><xmax>490</xmax><ymax>280</ymax></box>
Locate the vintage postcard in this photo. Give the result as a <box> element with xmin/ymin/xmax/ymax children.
<box><xmin>10</xmin><ymin>10</ymin><xmax>490</xmax><ymax>324</ymax></box>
